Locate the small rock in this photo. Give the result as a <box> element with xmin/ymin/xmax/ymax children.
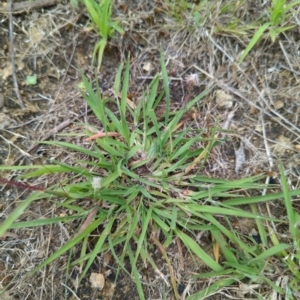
<box><xmin>255</xmin><ymin>124</ymin><xmax>262</xmax><ymax>132</ymax></box>
<box><xmin>273</xmin><ymin>135</ymin><xmax>293</xmax><ymax>155</ymax></box>
<box><xmin>215</xmin><ymin>90</ymin><xmax>233</xmax><ymax>109</ymax></box>
<box><xmin>142</xmin><ymin>62</ymin><xmax>153</xmax><ymax>72</ymax></box>
<box><xmin>235</xmin><ymin>143</ymin><xmax>245</xmax><ymax>173</ymax></box>
<box><xmin>0</xmin><ymin>94</ymin><xmax>4</xmax><ymax>109</ymax></box>
<box><xmin>37</xmin><ymin>250</ymin><xmax>45</xmax><ymax>258</ymax></box>
<box><xmin>90</xmin><ymin>272</ymin><xmax>105</xmax><ymax>290</ymax></box>
<box><xmin>274</xmin><ymin>100</ymin><xmax>284</xmax><ymax>109</ymax></box>
<box><xmin>0</xmin><ymin>113</ymin><xmax>13</xmax><ymax>129</ymax></box>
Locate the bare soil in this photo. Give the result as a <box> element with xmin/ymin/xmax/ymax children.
<box><xmin>1</xmin><ymin>0</ymin><xmax>300</xmax><ymax>299</ymax></box>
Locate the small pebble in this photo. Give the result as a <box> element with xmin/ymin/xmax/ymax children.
<box><xmin>0</xmin><ymin>94</ymin><xmax>4</xmax><ymax>109</ymax></box>
<box><xmin>274</xmin><ymin>100</ymin><xmax>284</xmax><ymax>109</ymax></box>
<box><xmin>0</xmin><ymin>113</ymin><xmax>13</xmax><ymax>129</ymax></box>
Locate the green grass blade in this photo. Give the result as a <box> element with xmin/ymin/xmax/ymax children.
<box><xmin>250</xmin><ymin>244</ymin><xmax>291</xmax><ymax>262</ymax></box>
<box><xmin>96</xmin><ymin>138</ymin><xmax>123</xmax><ymax>157</ymax></box>
<box><xmin>239</xmin><ymin>22</ymin><xmax>271</xmax><ymax>63</ymax></box>
<box><xmin>29</xmin><ymin>216</ymin><xmax>105</xmax><ymax>276</ymax></box>
<box><xmin>187</xmin><ymin>277</ymin><xmax>244</xmax><ymax>300</ymax></box>
<box><xmin>0</xmin><ymin>165</ymin><xmax>47</xmax><ymax>171</ymax></box>
<box><xmin>101</xmin><ymin>170</ymin><xmax>121</xmax><ymax>188</ymax></box>
<box><xmin>176</xmin><ymin>229</ymin><xmax>223</xmax><ymax>272</ymax></box>
<box><xmin>202</xmin><ymin>213</ymin><xmax>257</xmax><ymax>256</ymax></box>
<box><xmin>120</xmin><ymin>58</ymin><xmax>131</xmax><ymax>144</ymax></box>
<box><xmin>41</xmin><ymin>141</ymin><xmax>100</xmax><ymax>158</ymax></box>
<box><xmin>279</xmin><ymin>162</ymin><xmax>300</xmax><ymax>244</ymax></box>
<box><xmin>180</xmin><ymin>203</ymin><xmax>276</xmax><ymax>220</ymax></box>
<box><xmin>81</xmin><ymin>72</ymin><xmax>108</xmax><ymax>129</ymax></box>
<box><xmin>113</xmin><ymin>62</ymin><xmax>124</xmax><ymax>97</ymax></box>
<box><xmin>251</xmin><ymin>204</ymin><xmax>268</xmax><ymax>245</ymax></box>
<box><xmin>160</xmin><ymin>52</ymin><xmax>170</xmax><ymax>124</ymax></box>
<box><xmin>0</xmin><ymin>191</ymin><xmax>45</xmax><ymax>237</ymax></box>
<box><xmin>83</xmin><ymin>0</ymin><xmax>103</xmax><ymax>33</ymax></box>
<box><xmin>211</xmin><ymin>228</ymin><xmax>237</xmax><ymax>263</ymax></box>
<box><xmin>146</xmin><ymin>75</ymin><xmax>159</xmax><ymax>112</ymax></box>
<box><xmin>127</xmin><ymin>245</ymin><xmax>145</xmax><ymax>300</ymax></box>
<box><xmin>20</xmin><ymin>163</ymin><xmax>88</xmax><ymax>178</ymax></box>
<box><xmin>223</xmin><ymin>189</ymin><xmax>300</xmax><ymax>206</ymax></box>
<box><xmin>152</xmin><ymin>212</ymin><xmax>170</xmax><ymax>232</ymax></box>
<box><xmin>133</xmin><ymin>207</ymin><xmax>152</xmax><ymax>266</ymax></box>
<box><xmin>80</xmin><ymin>216</ymin><xmax>116</xmax><ymax>281</ymax></box>
<box><xmin>10</xmin><ymin>214</ymin><xmax>84</xmax><ymax>228</ymax></box>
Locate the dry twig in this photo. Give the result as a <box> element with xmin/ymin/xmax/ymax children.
<box><xmin>8</xmin><ymin>0</ymin><xmax>24</xmax><ymax>109</ymax></box>
<box><xmin>150</xmin><ymin>233</ymin><xmax>180</xmax><ymax>300</ymax></box>
<box><xmin>0</xmin><ymin>0</ymin><xmax>58</xmax><ymax>14</ymax></box>
<box><xmin>13</xmin><ymin>108</ymin><xmax>92</xmax><ymax>164</ymax></box>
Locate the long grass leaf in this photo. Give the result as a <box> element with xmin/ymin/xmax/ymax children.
<box><xmin>134</xmin><ymin>207</ymin><xmax>152</xmax><ymax>266</ymax></box>
<box><xmin>120</xmin><ymin>58</ymin><xmax>131</xmax><ymax>144</ymax></box>
<box><xmin>176</xmin><ymin>230</ymin><xmax>223</xmax><ymax>272</ymax></box>
<box><xmin>128</xmin><ymin>245</ymin><xmax>145</xmax><ymax>300</ymax></box>
<box><xmin>223</xmin><ymin>189</ymin><xmax>300</xmax><ymax>206</ymax></box>
<box><xmin>10</xmin><ymin>214</ymin><xmax>84</xmax><ymax>228</ymax></box>
<box><xmin>0</xmin><ymin>191</ymin><xmax>45</xmax><ymax>237</ymax></box>
<box><xmin>211</xmin><ymin>228</ymin><xmax>237</xmax><ymax>263</ymax></box>
<box><xmin>81</xmin><ymin>73</ymin><xmax>107</xmax><ymax>127</ymax></box>
<box><xmin>83</xmin><ymin>0</ymin><xmax>102</xmax><ymax>32</ymax></box>
<box><xmin>250</xmin><ymin>244</ymin><xmax>291</xmax><ymax>262</ymax></box>
<box><xmin>251</xmin><ymin>204</ymin><xmax>268</xmax><ymax>245</ymax></box>
<box><xmin>160</xmin><ymin>52</ymin><xmax>170</xmax><ymax>124</ymax></box>
<box><xmin>187</xmin><ymin>277</ymin><xmax>243</xmax><ymax>300</ymax></box>
<box><xmin>101</xmin><ymin>171</ymin><xmax>120</xmax><ymax>188</ymax></box>
<box><xmin>239</xmin><ymin>22</ymin><xmax>271</xmax><ymax>63</ymax></box>
<box><xmin>41</xmin><ymin>141</ymin><xmax>99</xmax><ymax>158</ymax></box>
<box><xmin>29</xmin><ymin>216</ymin><xmax>105</xmax><ymax>276</ymax></box>
<box><xmin>279</xmin><ymin>162</ymin><xmax>300</xmax><ymax>243</ymax></box>
<box><xmin>180</xmin><ymin>203</ymin><xmax>277</xmax><ymax>220</ymax></box>
<box><xmin>80</xmin><ymin>216</ymin><xmax>116</xmax><ymax>280</ymax></box>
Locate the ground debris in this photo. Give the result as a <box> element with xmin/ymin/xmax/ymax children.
<box><xmin>273</xmin><ymin>135</ymin><xmax>293</xmax><ymax>155</ymax></box>
<box><xmin>90</xmin><ymin>272</ymin><xmax>105</xmax><ymax>290</ymax></box>
<box><xmin>235</xmin><ymin>143</ymin><xmax>245</xmax><ymax>173</ymax></box>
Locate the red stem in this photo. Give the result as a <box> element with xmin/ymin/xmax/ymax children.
<box><xmin>0</xmin><ymin>178</ymin><xmax>45</xmax><ymax>191</ymax></box>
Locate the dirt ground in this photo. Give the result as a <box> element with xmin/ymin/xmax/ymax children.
<box><xmin>1</xmin><ymin>0</ymin><xmax>300</xmax><ymax>299</ymax></box>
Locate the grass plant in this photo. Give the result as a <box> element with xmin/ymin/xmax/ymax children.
<box><xmin>1</xmin><ymin>54</ymin><xmax>300</xmax><ymax>298</ymax></box>
<box><xmin>82</xmin><ymin>0</ymin><xmax>123</xmax><ymax>70</ymax></box>
<box><xmin>239</xmin><ymin>0</ymin><xmax>300</xmax><ymax>62</ymax></box>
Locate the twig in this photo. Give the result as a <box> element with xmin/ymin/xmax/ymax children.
<box><xmin>51</xmin><ymin>39</ymin><xmax>78</xmax><ymax>109</ymax></box>
<box><xmin>193</xmin><ymin>64</ymin><xmax>300</xmax><ymax>138</ymax></box>
<box><xmin>77</xmin><ymin>207</ymin><xmax>98</xmax><ymax>235</ymax></box>
<box><xmin>0</xmin><ymin>0</ymin><xmax>58</xmax><ymax>14</ymax></box>
<box><xmin>199</xmin><ymin>32</ymin><xmax>300</xmax><ymax>138</ymax></box>
<box><xmin>86</xmin><ymin>132</ymin><xmax>120</xmax><ymax>141</ymax></box>
<box><xmin>13</xmin><ymin>108</ymin><xmax>92</xmax><ymax>164</ymax></box>
<box><xmin>176</xmin><ymin>237</ymin><xmax>185</xmax><ymax>270</ymax></box>
<box><xmin>8</xmin><ymin>0</ymin><xmax>24</xmax><ymax>109</ymax></box>
<box><xmin>150</xmin><ymin>233</ymin><xmax>180</xmax><ymax>300</ymax></box>
<box><xmin>61</xmin><ymin>283</ymin><xmax>81</xmax><ymax>300</ymax></box>
<box><xmin>260</xmin><ymin>113</ymin><xmax>277</xmax><ymax>233</ymax></box>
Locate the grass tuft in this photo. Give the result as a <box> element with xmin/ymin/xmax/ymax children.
<box><xmin>1</xmin><ymin>56</ymin><xmax>300</xmax><ymax>299</ymax></box>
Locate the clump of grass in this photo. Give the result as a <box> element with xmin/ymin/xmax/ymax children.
<box><xmin>1</xmin><ymin>56</ymin><xmax>300</xmax><ymax>299</ymax></box>
<box><xmin>82</xmin><ymin>0</ymin><xmax>124</xmax><ymax>70</ymax></box>
<box><xmin>239</xmin><ymin>0</ymin><xmax>300</xmax><ymax>63</ymax></box>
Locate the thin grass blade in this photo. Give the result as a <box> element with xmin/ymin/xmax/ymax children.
<box><xmin>176</xmin><ymin>230</ymin><xmax>223</xmax><ymax>272</ymax></box>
